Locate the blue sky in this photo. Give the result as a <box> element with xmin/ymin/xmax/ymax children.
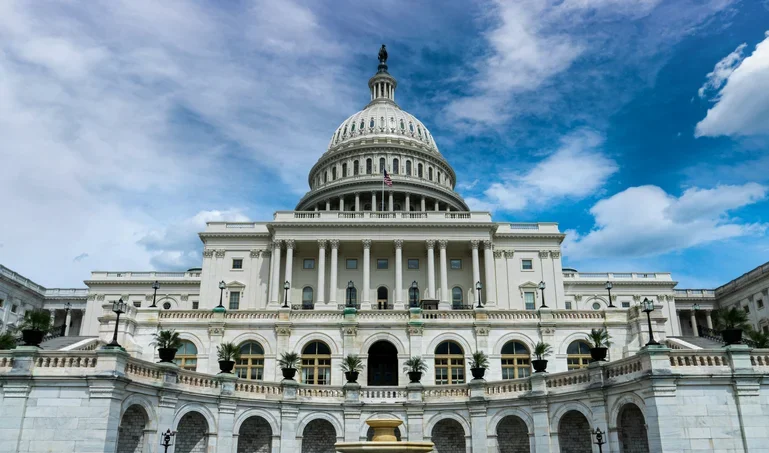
<box><xmin>1</xmin><ymin>0</ymin><xmax>768</xmax><ymax>288</ymax></box>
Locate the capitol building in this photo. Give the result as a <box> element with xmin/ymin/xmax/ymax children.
<box><xmin>1</xmin><ymin>48</ymin><xmax>769</xmax><ymax>453</ymax></box>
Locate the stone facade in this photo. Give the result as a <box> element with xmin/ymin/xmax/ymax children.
<box><xmin>237</xmin><ymin>416</ymin><xmax>272</xmax><ymax>453</ymax></box>
<box><xmin>618</xmin><ymin>404</ymin><xmax>649</xmax><ymax>453</ymax></box>
<box><xmin>557</xmin><ymin>411</ymin><xmax>591</xmax><ymax>453</ymax></box>
<box><xmin>301</xmin><ymin>419</ymin><xmax>336</xmax><ymax>453</ymax></box>
<box><xmin>431</xmin><ymin>419</ymin><xmax>465</xmax><ymax>453</ymax></box>
<box><xmin>497</xmin><ymin>415</ymin><xmax>530</xmax><ymax>453</ymax></box>
<box><xmin>176</xmin><ymin>412</ymin><xmax>208</xmax><ymax>453</ymax></box>
<box><xmin>116</xmin><ymin>405</ymin><xmax>147</xmax><ymax>453</ymax></box>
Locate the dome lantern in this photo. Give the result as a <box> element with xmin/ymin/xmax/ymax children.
<box><xmin>368</xmin><ymin>45</ymin><xmax>397</xmax><ymax>103</ymax></box>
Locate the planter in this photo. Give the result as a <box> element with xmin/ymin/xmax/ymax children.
<box><xmin>21</xmin><ymin>329</ymin><xmax>45</xmax><ymax>347</ymax></box>
<box><xmin>282</xmin><ymin>368</ymin><xmax>297</xmax><ymax>380</ymax></box>
<box><xmin>157</xmin><ymin>348</ymin><xmax>178</xmax><ymax>363</ymax></box>
<box><xmin>532</xmin><ymin>359</ymin><xmax>548</xmax><ymax>373</ymax></box>
<box><xmin>218</xmin><ymin>360</ymin><xmax>235</xmax><ymax>374</ymax></box>
<box><xmin>470</xmin><ymin>367</ymin><xmax>486</xmax><ymax>379</ymax></box>
<box><xmin>344</xmin><ymin>371</ymin><xmax>360</xmax><ymax>383</ymax></box>
<box><xmin>590</xmin><ymin>347</ymin><xmax>608</xmax><ymax>362</ymax></box>
<box><xmin>722</xmin><ymin>328</ymin><xmax>743</xmax><ymax>345</ymax></box>
<box><xmin>408</xmin><ymin>371</ymin><xmax>422</xmax><ymax>383</ymax></box>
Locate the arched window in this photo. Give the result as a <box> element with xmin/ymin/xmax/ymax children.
<box><xmin>369</xmin><ymin>118</ymin><xmax>375</xmax><ymax>128</ymax></box>
<box><xmin>428</xmin><ymin>167</ymin><xmax>433</xmax><ymax>181</ymax></box>
<box><xmin>301</xmin><ymin>341</ymin><xmax>331</xmax><ymax>385</ymax></box>
<box><xmin>406</xmin><ymin>160</ymin><xmax>412</xmax><ymax>175</ymax></box>
<box><xmin>341</xmin><ymin>163</ymin><xmax>347</xmax><ymax>178</ymax></box>
<box><xmin>302</xmin><ymin>287</ymin><xmax>314</xmax><ymax>309</ymax></box>
<box><xmin>350</xmin><ymin>122</ymin><xmax>356</xmax><ymax>132</ymax></box>
<box><xmin>235</xmin><ymin>341</ymin><xmax>264</xmax><ymax>380</ymax></box>
<box><xmin>452</xmin><ymin>287</ymin><xmax>463</xmax><ymax>308</ymax></box>
<box><xmin>173</xmin><ymin>341</ymin><xmax>197</xmax><ymax>371</ymax></box>
<box><xmin>335</xmin><ymin>130</ymin><xmax>341</xmax><ymax>142</ymax></box>
<box><xmin>343</xmin><ymin>125</ymin><xmax>347</xmax><ymax>136</ymax></box>
<box><xmin>360</xmin><ymin>119</ymin><xmax>365</xmax><ymax>130</ymax></box>
<box><xmin>418</xmin><ymin>164</ymin><xmax>423</xmax><ymax>178</ymax></box>
<box><xmin>392</xmin><ymin>158</ymin><xmax>399</xmax><ymax>174</ymax></box>
<box><xmin>567</xmin><ymin>340</ymin><xmax>592</xmax><ymax>370</ymax></box>
<box><xmin>409</xmin><ymin>122</ymin><xmax>414</xmax><ymax>133</ymax></box>
<box><xmin>400</xmin><ymin>119</ymin><xmax>405</xmax><ymax>130</ymax></box>
<box><xmin>501</xmin><ymin>341</ymin><xmax>531</xmax><ymax>379</ymax></box>
<box><xmin>417</xmin><ymin>125</ymin><xmax>422</xmax><ymax>136</ymax></box>
<box><xmin>435</xmin><ymin>341</ymin><xmax>465</xmax><ymax>384</ymax></box>
<box><xmin>323</xmin><ymin>172</ymin><xmax>328</xmax><ymax>183</ymax></box>
<box><xmin>379</xmin><ymin>158</ymin><xmax>386</xmax><ymax>173</ymax></box>
<box><xmin>380</xmin><ymin>116</ymin><xmax>385</xmax><ymax>128</ymax></box>
<box><xmin>331</xmin><ymin>167</ymin><xmax>337</xmax><ymax>180</ymax></box>
<box><xmin>437</xmin><ymin>171</ymin><xmax>441</xmax><ymax>183</ymax></box>
<box><xmin>366</xmin><ymin>159</ymin><xmax>373</xmax><ymax>175</ymax></box>
<box><xmin>353</xmin><ymin>160</ymin><xmax>359</xmax><ymax>175</ymax></box>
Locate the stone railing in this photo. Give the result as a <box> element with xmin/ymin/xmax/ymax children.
<box><xmin>550</xmin><ymin>311</ymin><xmax>607</xmax><ymax>320</ymax></box>
<box><xmin>357</xmin><ymin>311</ymin><xmax>410</xmax><ymax>321</ymax></box>
<box><xmin>33</xmin><ymin>353</ymin><xmax>98</xmax><ymax>369</ymax></box>
<box><xmin>177</xmin><ymin>369</ymin><xmax>220</xmax><ymax>389</ymax></box>
<box><xmin>669</xmin><ymin>350</ymin><xmax>730</xmax><ymax>368</ymax></box>
<box><xmin>0</xmin><ymin>355</ymin><xmax>13</xmax><ymax>368</ymax></box>
<box><xmin>361</xmin><ymin>387</ymin><xmax>408</xmax><ymax>402</ymax></box>
<box><xmin>297</xmin><ymin>386</ymin><xmax>345</xmax><ymax>399</ymax></box>
<box><xmin>485</xmin><ymin>379</ymin><xmax>531</xmax><ymax>396</ymax></box>
<box><xmin>421</xmin><ymin>310</ymin><xmax>474</xmax><ymax>320</ymax></box>
<box><xmin>487</xmin><ymin>311</ymin><xmax>539</xmax><ymax>320</ymax></box>
<box><xmin>603</xmin><ymin>355</ymin><xmax>643</xmax><ymax>379</ymax></box>
<box><xmin>159</xmin><ymin>311</ymin><xmax>214</xmax><ymax>319</ymax></box>
<box><xmin>423</xmin><ymin>385</ymin><xmax>470</xmax><ymax>400</ymax></box>
<box><xmin>226</xmin><ymin>311</ymin><xmax>280</xmax><ymax>320</ymax></box>
<box><xmin>546</xmin><ymin>369</ymin><xmax>592</xmax><ymax>391</ymax></box>
<box><xmin>234</xmin><ymin>380</ymin><xmax>283</xmax><ymax>397</ymax></box>
<box><xmin>126</xmin><ymin>358</ymin><xmax>163</xmax><ymax>380</ymax></box>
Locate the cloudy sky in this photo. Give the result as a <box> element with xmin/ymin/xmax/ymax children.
<box><xmin>1</xmin><ymin>0</ymin><xmax>768</xmax><ymax>289</ymax></box>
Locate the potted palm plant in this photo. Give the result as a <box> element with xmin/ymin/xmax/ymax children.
<box><xmin>217</xmin><ymin>342</ymin><xmax>241</xmax><ymax>374</ymax></box>
<box><xmin>278</xmin><ymin>351</ymin><xmax>300</xmax><ymax>380</ymax></box>
<box><xmin>0</xmin><ymin>331</ymin><xmax>17</xmax><ymax>350</ymax></box>
<box><xmin>588</xmin><ymin>328</ymin><xmax>611</xmax><ymax>361</ymax></box>
<box><xmin>151</xmin><ymin>330</ymin><xmax>183</xmax><ymax>363</ymax></box>
<box><xmin>714</xmin><ymin>306</ymin><xmax>749</xmax><ymax>345</ymax></box>
<box><xmin>340</xmin><ymin>354</ymin><xmax>364</xmax><ymax>383</ymax></box>
<box><xmin>19</xmin><ymin>309</ymin><xmax>52</xmax><ymax>347</ymax></box>
<box><xmin>469</xmin><ymin>351</ymin><xmax>489</xmax><ymax>379</ymax></box>
<box><xmin>403</xmin><ymin>356</ymin><xmax>428</xmax><ymax>383</ymax></box>
<box><xmin>532</xmin><ymin>341</ymin><xmax>553</xmax><ymax>373</ymax></box>
<box><xmin>747</xmin><ymin>329</ymin><xmax>769</xmax><ymax>348</ymax></box>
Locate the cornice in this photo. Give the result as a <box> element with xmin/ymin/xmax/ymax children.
<box><xmin>84</xmin><ymin>280</ymin><xmax>202</xmax><ymax>287</ymax></box>
<box><xmin>267</xmin><ymin>222</ymin><xmax>499</xmax><ymax>231</ymax></box>
<box><xmin>494</xmin><ymin>233</ymin><xmax>566</xmax><ymax>243</ymax></box>
<box><xmin>564</xmin><ymin>280</ymin><xmax>678</xmax><ymax>288</ymax></box>
<box><xmin>199</xmin><ymin>232</ymin><xmax>271</xmax><ymax>240</ymax></box>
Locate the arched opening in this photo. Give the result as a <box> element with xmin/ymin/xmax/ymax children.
<box><xmin>366</xmin><ymin>426</ymin><xmax>401</xmax><ymax>441</ymax></box>
<box><xmin>237</xmin><ymin>416</ymin><xmax>272</xmax><ymax>453</ymax></box>
<box><xmin>434</xmin><ymin>341</ymin><xmax>465</xmax><ymax>384</ymax></box>
<box><xmin>366</xmin><ymin>159</ymin><xmax>372</xmax><ymax>174</ymax></box>
<box><xmin>342</xmin><ymin>163</ymin><xmax>348</xmax><ymax>178</ymax></box>
<box><xmin>558</xmin><ymin>411</ymin><xmax>592</xmax><ymax>453</ymax></box>
<box><xmin>353</xmin><ymin>160</ymin><xmax>359</xmax><ymax>175</ymax></box>
<box><xmin>367</xmin><ymin>340</ymin><xmax>398</xmax><ymax>386</ymax></box>
<box><xmin>567</xmin><ymin>340</ymin><xmax>592</xmax><ymax>370</ymax></box>
<box><xmin>417</xmin><ymin>163</ymin><xmax>423</xmax><ymax>178</ymax></box>
<box><xmin>501</xmin><ymin>341</ymin><xmax>531</xmax><ymax>379</ymax></box>
<box><xmin>406</xmin><ymin>160</ymin><xmax>412</xmax><ymax>175</ymax></box>
<box><xmin>451</xmin><ymin>286</ymin><xmax>463</xmax><ymax>309</ymax></box>
<box><xmin>618</xmin><ymin>403</ymin><xmax>650</xmax><ymax>453</ymax></box>
<box><xmin>392</xmin><ymin>158</ymin><xmax>399</xmax><ymax>174</ymax></box>
<box><xmin>176</xmin><ymin>412</ymin><xmax>208</xmax><ymax>453</ymax></box>
<box><xmin>116</xmin><ymin>405</ymin><xmax>148</xmax><ymax>453</ymax></box>
<box><xmin>379</xmin><ymin>157</ymin><xmax>386</xmax><ymax>173</ymax></box>
<box><xmin>302</xmin><ymin>287</ymin><xmax>314</xmax><ymax>309</ymax></box>
<box><xmin>173</xmin><ymin>341</ymin><xmax>198</xmax><ymax>371</ymax></box>
<box><xmin>235</xmin><ymin>341</ymin><xmax>264</xmax><ymax>380</ymax></box>
<box><xmin>301</xmin><ymin>341</ymin><xmax>331</xmax><ymax>385</ymax></box>
<box><xmin>496</xmin><ymin>415</ymin><xmax>530</xmax><ymax>453</ymax></box>
<box><xmin>432</xmin><ymin>419</ymin><xmax>465</xmax><ymax>453</ymax></box>
<box><xmin>331</xmin><ymin>167</ymin><xmax>337</xmax><ymax>180</ymax></box>
<box><xmin>377</xmin><ymin>286</ymin><xmax>389</xmax><ymax>309</ymax></box>
<box><xmin>301</xmin><ymin>419</ymin><xmax>336</xmax><ymax>453</ymax></box>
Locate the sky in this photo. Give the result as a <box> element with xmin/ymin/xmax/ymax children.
<box><xmin>1</xmin><ymin>0</ymin><xmax>768</xmax><ymax>289</ymax></box>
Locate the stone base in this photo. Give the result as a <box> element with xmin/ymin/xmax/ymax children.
<box><xmin>334</xmin><ymin>442</ymin><xmax>435</xmax><ymax>452</ymax></box>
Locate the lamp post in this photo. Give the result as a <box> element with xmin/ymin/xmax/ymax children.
<box><xmin>61</xmin><ymin>302</ymin><xmax>71</xmax><ymax>336</ymax></box>
<box><xmin>282</xmin><ymin>281</ymin><xmax>290</xmax><ymax>308</ymax></box>
<box><xmin>642</xmin><ymin>298</ymin><xmax>659</xmax><ymax>346</ymax></box>
<box><xmin>409</xmin><ymin>281</ymin><xmax>419</xmax><ymax>308</ymax></box>
<box><xmin>150</xmin><ymin>280</ymin><xmax>160</xmax><ymax>308</ymax></box>
<box><xmin>106</xmin><ymin>299</ymin><xmax>126</xmax><ymax>348</ymax></box>
<box><xmin>217</xmin><ymin>281</ymin><xmax>226</xmax><ymax>309</ymax></box>
<box><xmin>160</xmin><ymin>429</ymin><xmax>176</xmax><ymax>453</ymax></box>
<box><xmin>475</xmin><ymin>281</ymin><xmax>483</xmax><ymax>309</ymax></box>
<box><xmin>591</xmin><ymin>427</ymin><xmax>606</xmax><ymax>453</ymax></box>
<box><xmin>605</xmin><ymin>281</ymin><xmax>615</xmax><ymax>308</ymax></box>
<box><xmin>538</xmin><ymin>281</ymin><xmax>548</xmax><ymax>308</ymax></box>
<box><xmin>346</xmin><ymin>281</ymin><xmax>356</xmax><ymax>308</ymax></box>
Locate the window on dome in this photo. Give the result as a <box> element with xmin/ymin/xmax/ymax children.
<box><xmin>370</xmin><ymin>118</ymin><xmax>375</xmax><ymax>128</ymax></box>
<box><xmin>343</xmin><ymin>125</ymin><xmax>347</xmax><ymax>136</ymax></box>
<box><xmin>173</xmin><ymin>341</ymin><xmax>198</xmax><ymax>371</ymax></box>
<box><xmin>428</xmin><ymin>168</ymin><xmax>433</xmax><ymax>181</ymax></box>
<box><xmin>351</xmin><ymin>122</ymin><xmax>355</xmax><ymax>132</ymax></box>
<box><xmin>392</xmin><ymin>158</ymin><xmax>399</xmax><ymax>174</ymax></box>
<box><xmin>379</xmin><ymin>158</ymin><xmax>386</xmax><ymax>173</ymax></box>
<box><xmin>435</xmin><ymin>341</ymin><xmax>464</xmax><ymax>385</ymax></box>
<box><xmin>332</xmin><ymin>167</ymin><xmax>337</xmax><ymax>180</ymax></box>
<box><xmin>418</xmin><ymin>164</ymin><xmax>423</xmax><ymax>178</ymax></box>
<box><xmin>324</xmin><ymin>172</ymin><xmax>328</xmax><ymax>183</ymax></box>
<box><xmin>406</xmin><ymin>161</ymin><xmax>412</xmax><ymax>175</ymax></box>
<box><xmin>400</xmin><ymin>119</ymin><xmax>405</xmax><ymax>130</ymax></box>
<box><xmin>409</xmin><ymin>123</ymin><xmax>414</xmax><ymax>133</ymax></box>
<box><xmin>366</xmin><ymin>159</ymin><xmax>373</xmax><ymax>174</ymax></box>
<box><xmin>301</xmin><ymin>341</ymin><xmax>331</xmax><ymax>385</ymax></box>
<box><xmin>353</xmin><ymin>160</ymin><xmax>359</xmax><ymax>175</ymax></box>
<box><xmin>235</xmin><ymin>341</ymin><xmax>264</xmax><ymax>380</ymax></box>
<box><xmin>342</xmin><ymin>163</ymin><xmax>347</xmax><ymax>177</ymax></box>
<box><xmin>417</xmin><ymin>125</ymin><xmax>422</xmax><ymax>136</ymax></box>
<box><xmin>360</xmin><ymin>119</ymin><xmax>365</xmax><ymax>130</ymax></box>
<box><xmin>501</xmin><ymin>341</ymin><xmax>531</xmax><ymax>379</ymax></box>
<box><xmin>567</xmin><ymin>341</ymin><xmax>592</xmax><ymax>370</ymax></box>
<box><xmin>380</xmin><ymin>117</ymin><xmax>385</xmax><ymax>128</ymax></box>
<box><xmin>336</xmin><ymin>130</ymin><xmax>341</xmax><ymax>142</ymax></box>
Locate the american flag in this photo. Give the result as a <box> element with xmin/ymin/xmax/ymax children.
<box><xmin>383</xmin><ymin>170</ymin><xmax>393</xmax><ymax>186</ymax></box>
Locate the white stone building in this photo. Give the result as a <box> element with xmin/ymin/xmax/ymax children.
<box><xmin>1</xmin><ymin>49</ymin><xmax>768</xmax><ymax>453</ymax></box>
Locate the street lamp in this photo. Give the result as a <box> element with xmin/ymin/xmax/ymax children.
<box><xmin>642</xmin><ymin>298</ymin><xmax>660</xmax><ymax>346</ymax></box>
<box><xmin>150</xmin><ymin>280</ymin><xmax>160</xmax><ymax>308</ymax></box>
<box><xmin>475</xmin><ymin>281</ymin><xmax>483</xmax><ymax>309</ymax></box>
<box><xmin>346</xmin><ymin>281</ymin><xmax>356</xmax><ymax>308</ymax></box>
<box><xmin>160</xmin><ymin>429</ymin><xmax>176</xmax><ymax>453</ymax></box>
<box><xmin>605</xmin><ymin>281</ymin><xmax>615</xmax><ymax>308</ymax></box>
<box><xmin>106</xmin><ymin>299</ymin><xmax>127</xmax><ymax>348</ymax></box>
<box><xmin>282</xmin><ymin>281</ymin><xmax>290</xmax><ymax>308</ymax></box>
<box><xmin>217</xmin><ymin>281</ymin><xmax>226</xmax><ymax>309</ymax></box>
<box><xmin>409</xmin><ymin>281</ymin><xmax>419</xmax><ymax>308</ymax></box>
<box><xmin>591</xmin><ymin>427</ymin><xmax>606</xmax><ymax>453</ymax></box>
<box><xmin>538</xmin><ymin>281</ymin><xmax>548</xmax><ymax>308</ymax></box>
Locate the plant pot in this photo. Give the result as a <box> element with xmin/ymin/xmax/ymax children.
<box><xmin>408</xmin><ymin>371</ymin><xmax>422</xmax><ymax>383</ymax></box>
<box><xmin>218</xmin><ymin>360</ymin><xmax>235</xmax><ymax>374</ymax></box>
<box><xmin>345</xmin><ymin>371</ymin><xmax>359</xmax><ymax>383</ymax></box>
<box><xmin>532</xmin><ymin>359</ymin><xmax>548</xmax><ymax>373</ymax></box>
<box><xmin>157</xmin><ymin>347</ymin><xmax>178</xmax><ymax>363</ymax></box>
<box><xmin>590</xmin><ymin>347</ymin><xmax>608</xmax><ymax>361</ymax></box>
<box><xmin>470</xmin><ymin>367</ymin><xmax>486</xmax><ymax>379</ymax></box>
<box><xmin>21</xmin><ymin>329</ymin><xmax>45</xmax><ymax>347</ymax></box>
<box><xmin>282</xmin><ymin>367</ymin><xmax>297</xmax><ymax>380</ymax></box>
<box><xmin>722</xmin><ymin>328</ymin><xmax>743</xmax><ymax>345</ymax></box>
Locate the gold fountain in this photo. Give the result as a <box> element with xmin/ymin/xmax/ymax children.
<box><xmin>334</xmin><ymin>419</ymin><xmax>434</xmax><ymax>452</ymax></box>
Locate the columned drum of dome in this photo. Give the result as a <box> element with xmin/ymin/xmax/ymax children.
<box><xmin>296</xmin><ymin>49</ymin><xmax>468</xmax><ymax>212</ymax></box>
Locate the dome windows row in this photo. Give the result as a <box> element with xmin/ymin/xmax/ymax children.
<box><xmin>313</xmin><ymin>155</ymin><xmax>452</xmax><ymax>189</ymax></box>
<box><xmin>331</xmin><ymin>115</ymin><xmax>434</xmax><ymax>149</ymax></box>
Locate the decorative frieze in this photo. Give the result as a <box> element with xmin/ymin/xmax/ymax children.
<box><xmin>275</xmin><ymin>325</ymin><xmax>291</xmax><ymax>336</ymax></box>
<box><xmin>341</xmin><ymin>325</ymin><xmax>358</xmax><ymax>336</ymax></box>
<box><xmin>144</xmin><ymin>295</ymin><xmax>153</xmax><ymax>302</ymax></box>
<box><xmin>208</xmin><ymin>326</ymin><xmax>224</xmax><ymax>336</ymax></box>
<box><xmin>96</xmin><ymin>294</ymin><xmax>105</xmax><ymax>301</ymax></box>
<box><xmin>180</xmin><ymin>294</ymin><xmax>189</xmax><ymax>302</ymax></box>
<box><xmin>474</xmin><ymin>326</ymin><xmax>490</xmax><ymax>336</ymax></box>
<box><xmin>407</xmin><ymin>325</ymin><xmax>424</xmax><ymax>336</ymax></box>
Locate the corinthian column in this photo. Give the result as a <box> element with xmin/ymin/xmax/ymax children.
<box><xmin>483</xmin><ymin>240</ymin><xmax>497</xmax><ymax>306</ymax></box>
<box><xmin>270</xmin><ymin>240</ymin><xmax>282</xmax><ymax>305</ymax></box>
<box><xmin>317</xmin><ymin>240</ymin><xmax>327</xmax><ymax>304</ymax></box>
<box><xmin>284</xmin><ymin>240</ymin><xmax>295</xmax><ymax>304</ymax></box>
<box><xmin>362</xmin><ymin>239</ymin><xmax>371</xmax><ymax>308</ymax></box>
<box><xmin>439</xmin><ymin>240</ymin><xmax>449</xmax><ymax>310</ymax></box>
<box><xmin>471</xmin><ymin>240</ymin><xmax>480</xmax><ymax>304</ymax></box>
<box><xmin>329</xmin><ymin>240</ymin><xmax>339</xmax><ymax>305</ymax></box>
<box><xmin>395</xmin><ymin>240</ymin><xmax>403</xmax><ymax>309</ymax></box>
<box><xmin>426</xmin><ymin>240</ymin><xmax>436</xmax><ymax>299</ymax></box>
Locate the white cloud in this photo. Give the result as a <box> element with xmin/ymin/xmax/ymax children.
<box><xmin>695</xmin><ymin>32</ymin><xmax>769</xmax><ymax>137</ymax></box>
<box><xmin>465</xmin><ymin>129</ymin><xmax>618</xmax><ymax>211</ymax></box>
<box><xmin>563</xmin><ymin>183</ymin><xmax>768</xmax><ymax>259</ymax></box>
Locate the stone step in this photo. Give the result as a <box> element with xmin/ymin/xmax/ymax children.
<box><xmin>39</xmin><ymin>336</ymin><xmax>96</xmax><ymax>350</ymax></box>
<box><xmin>669</xmin><ymin>335</ymin><xmax>723</xmax><ymax>349</ymax></box>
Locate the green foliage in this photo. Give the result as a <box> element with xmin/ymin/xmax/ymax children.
<box><xmin>151</xmin><ymin>330</ymin><xmax>183</xmax><ymax>349</ymax></box>
<box><xmin>19</xmin><ymin>309</ymin><xmax>52</xmax><ymax>332</ymax></box>
<box><xmin>469</xmin><ymin>351</ymin><xmax>489</xmax><ymax>369</ymax></box>
<box><xmin>713</xmin><ymin>306</ymin><xmax>750</xmax><ymax>331</ymax></box>
<box><xmin>216</xmin><ymin>342</ymin><xmax>241</xmax><ymax>361</ymax></box>
<box><xmin>0</xmin><ymin>332</ymin><xmax>17</xmax><ymax>350</ymax></box>
<box><xmin>533</xmin><ymin>342</ymin><xmax>553</xmax><ymax>360</ymax></box>
<box><xmin>403</xmin><ymin>356</ymin><xmax>428</xmax><ymax>373</ymax></box>
<box><xmin>588</xmin><ymin>328</ymin><xmax>612</xmax><ymax>348</ymax></box>
<box><xmin>340</xmin><ymin>354</ymin><xmax>364</xmax><ymax>373</ymax></box>
<box><xmin>278</xmin><ymin>351</ymin><xmax>300</xmax><ymax>369</ymax></box>
<box><xmin>747</xmin><ymin>329</ymin><xmax>769</xmax><ymax>348</ymax></box>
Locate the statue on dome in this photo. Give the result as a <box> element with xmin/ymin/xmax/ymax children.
<box><xmin>378</xmin><ymin>44</ymin><xmax>388</xmax><ymax>64</ymax></box>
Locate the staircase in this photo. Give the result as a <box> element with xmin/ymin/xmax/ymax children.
<box><xmin>39</xmin><ymin>336</ymin><xmax>96</xmax><ymax>350</ymax></box>
<box><xmin>668</xmin><ymin>336</ymin><xmax>724</xmax><ymax>349</ymax></box>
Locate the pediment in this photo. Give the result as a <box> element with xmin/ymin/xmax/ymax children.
<box><xmin>226</xmin><ymin>280</ymin><xmax>246</xmax><ymax>288</ymax></box>
<box><xmin>519</xmin><ymin>281</ymin><xmax>538</xmax><ymax>288</ymax></box>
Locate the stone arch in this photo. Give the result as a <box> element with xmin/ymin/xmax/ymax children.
<box><xmin>430</xmin><ymin>418</ymin><xmax>467</xmax><ymax>453</ymax></box>
<box><xmin>296</xmin><ymin>412</ymin><xmax>343</xmax><ymax>440</ymax></box>
<box><xmin>557</xmin><ymin>332</ymin><xmax>592</xmax><ymax>355</ymax></box>
<box><xmin>300</xmin><ymin>418</ymin><xmax>339</xmax><ymax>453</ymax></box>
<box><xmin>229</xmin><ymin>332</ymin><xmax>274</xmax><ymax>355</ymax></box>
<box><xmin>550</xmin><ymin>401</ymin><xmax>593</xmax><ymax>428</ymax></box>
<box><xmin>293</xmin><ymin>332</ymin><xmax>341</xmax><ymax>355</ymax></box>
<box><xmin>585</xmin><ymin>296</ymin><xmax>609</xmax><ymax>310</ymax></box>
<box><xmin>176</xmin><ymin>332</ymin><xmax>206</xmax><ymax>355</ymax></box>
<box><xmin>425</xmin><ymin>333</ymin><xmax>473</xmax><ymax>358</ymax></box>
<box><xmin>120</xmin><ymin>395</ymin><xmax>157</xmax><ymax>431</ymax></box>
<box><xmin>492</xmin><ymin>333</ymin><xmax>538</xmax><ymax>355</ymax></box>
<box><xmin>116</xmin><ymin>404</ymin><xmax>149</xmax><ymax>453</ymax></box>
<box><xmin>173</xmin><ymin>403</ymin><xmax>216</xmax><ymax>434</ymax></box>
<box><xmin>360</xmin><ymin>332</ymin><xmax>407</xmax><ymax>356</ymax></box>
<box><xmin>156</xmin><ymin>296</ymin><xmax>178</xmax><ymax>309</ymax></box>
<box><xmin>488</xmin><ymin>408</ymin><xmax>534</xmax><ymax>436</ymax></box>
<box><xmin>557</xmin><ymin>410</ymin><xmax>592</xmax><ymax>453</ymax></box>
<box><xmin>175</xmin><ymin>411</ymin><xmax>210</xmax><ymax>453</ymax></box>
<box><xmin>609</xmin><ymin>393</ymin><xmax>646</xmax><ymax>429</ymax></box>
<box><xmin>496</xmin><ymin>414</ymin><xmax>531</xmax><ymax>453</ymax></box>
<box><xmin>424</xmin><ymin>412</ymin><xmax>471</xmax><ymax>438</ymax></box>
<box><xmin>237</xmin><ymin>415</ymin><xmax>273</xmax><ymax>453</ymax></box>
<box><xmin>358</xmin><ymin>414</ymin><xmax>406</xmax><ymax>441</ymax></box>
<box><xmin>617</xmin><ymin>403</ymin><xmax>650</xmax><ymax>453</ymax></box>
<box><xmin>233</xmin><ymin>409</ymin><xmax>280</xmax><ymax>437</ymax></box>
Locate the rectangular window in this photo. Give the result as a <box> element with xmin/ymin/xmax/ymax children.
<box><xmin>407</xmin><ymin>259</ymin><xmax>419</xmax><ymax>270</ymax></box>
<box><xmin>232</xmin><ymin>258</ymin><xmax>243</xmax><ymax>269</ymax></box>
<box><xmin>11</xmin><ymin>305</ymin><xmax>18</xmax><ymax>313</ymax></box>
<box><xmin>622</xmin><ymin>301</ymin><xmax>630</xmax><ymax>308</ymax></box>
<box><xmin>229</xmin><ymin>291</ymin><xmax>240</xmax><ymax>310</ymax></box>
<box><xmin>133</xmin><ymin>301</ymin><xmax>141</xmax><ymax>308</ymax></box>
<box><xmin>758</xmin><ymin>299</ymin><xmax>764</xmax><ymax>309</ymax></box>
<box><xmin>0</xmin><ymin>299</ymin><xmax>4</xmax><ymax>308</ymax></box>
<box><xmin>521</xmin><ymin>259</ymin><xmax>533</xmax><ymax>270</ymax></box>
<box><xmin>303</xmin><ymin>259</ymin><xmax>315</xmax><ymax>269</ymax></box>
<box><xmin>524</xmin><ymin>292</ymin><xmax>535</xmax><ymax>310</ymax></box>
<box><xmin>346</xmin><ymin>259</ymin><xmax>358</xmax><ymax>270</ymax></box>
<box><xmin>450</xmin><ymin>259</ymin><xmax>462</xmax><ymax>270</ymax></box>
<box><xmin>377</xmin><ymin>259</ymin><xmax>389</xmax><ymax>270</ymax></box>
<box><xmin>192</xmin><ymin>301</ymin><xmax>199</xmax><ymax>310</ymax></box>
<box><xmin>744</xmin><ymin>304</ymin><xmax>750</xmax><ymax>314</ymax></box>
<box><xmin>565</xmin><ymin>301</ymin><xmax>572</xmax><ymax>310</ymax></box>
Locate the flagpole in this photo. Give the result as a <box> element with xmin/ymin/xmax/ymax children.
<box><xmin>381</xmin><ymin>172</ymin><xmax>385</xmax><ymax>211</ymax></box>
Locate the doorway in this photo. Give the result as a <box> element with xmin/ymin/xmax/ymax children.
<box><xmin>367</xmin><ymin>340</ymin><xmax>398</xmax><ymax>386</ymax></box>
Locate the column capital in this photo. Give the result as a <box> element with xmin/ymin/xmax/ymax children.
<box><xmin>425</xmin><ymin>240</ymin><xmax>435</xmax><ymax>250</ymax></box>
<box><xmin>493</xmin><ymin>250</ymin><xmax>503</xmax><ymax>259</ymax></box>
<box><xmin>470</xmin><ymin>240</ymin><xmax>480</xmax><ymax>250</ymax></box>
<box><xmin>202</xmin><ymin>249</ymin><xmax>215</xmax><ymax>258</ymax></box>
<box><xmin>272</xmin><ymin>239</ymin><xmax>283</xmax><ymax>249</ymax></box>
<box><xmin>318</xmin><ymin>239</ymin><xmax>328</xmax><ymax>249</ymax></box>
<box><xmin>394</xmin><ymin>239</ymin><xmax>403</xmax><ymax>249</ymax></box>
<box><xmin>438</xmin><ymin>240</ymin><xmax>448</xmax><ymax>250</ymax></box>
<box><xmin>483</xmin><ymin>240</ymin><xmax>493</xmax><ymax>250</ymax></box>
<box><xmin>215</xmin><ymin>249</ymin><xmax>226</xmax><ymax>258</ymax></box>
<box><xmin>538</xmin><ymin>250</ymin><xmax>549</xmax><ymax>258</ymax></box>
<box><xmin>330</xmin><ymin>239</ymin><xmax>340</xmax><ymax>249</ymax></box>
<box><xmin>262</xmin><ymin>249</ymin><xmax>271</xmax><ymax>258</ymax></box>
<box><xmin>250</xmin><ymin>249</ymin><xmax>260</xmax><ymax>258</ymax></box>
<box><xmin>549</xmin><ymin>251</ymin><xmax>561</xmax><ymax>259</ymax></box>
<box><xmin>285</xmin><ymin>240</ymin><xmax>296</xmax><ymax>250</ymax></box>
<box><xmin>362</xmin><ymin>239</ymin><xmax>372</xmax><ymax>249</ymax></box>
<box><xmin>504</xmin><ymin>250</ymin><xmax>514</xmax><ymax>259</ymax></box>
